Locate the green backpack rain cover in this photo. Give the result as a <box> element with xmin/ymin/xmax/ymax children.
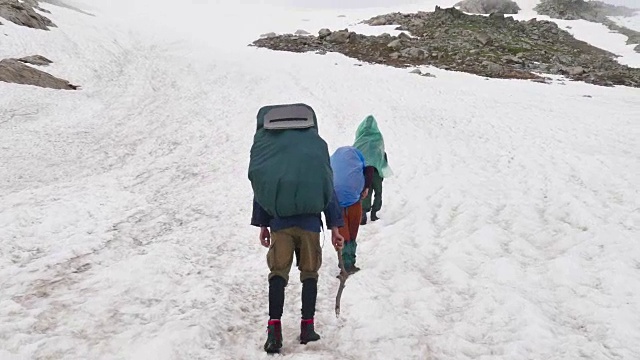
<box><xmin>353</xmin><ymin>115</ymin><xmax>393</xmax><ymax>178</ymax></box>
<box><xmin>248</xmin><ymin>103</ymin><xmax>334</xmax><ymax>218</ymax></box>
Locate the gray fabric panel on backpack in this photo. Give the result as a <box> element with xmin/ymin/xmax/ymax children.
<box><xmin>263</xmin><ymin>104</ymin><xmax>316</xmax><ymax>130</ymax></box>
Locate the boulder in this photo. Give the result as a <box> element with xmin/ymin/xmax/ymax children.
<box><xmin>476</xmin><ymin>32</ymin><xmax>493</xmax><ymax>46</ymax></box>
<box><xmin>318</xmin><ymin>28</ymin><xmax>332</xmax><ymax>38</ymax></box>
<box><xmin>0</xmin><ymin>58</ymin><xmax>78</xmax><ymax>90</ymax></box>
<box><xmin>325</xmin><ymin>29</ymin><xmax>351</xmax><ymax>44</ymax></box>
<box><xmin>567</xmin><ymin>66</ymin><xmax>585</xmax><ymax>75</ymax></box>
<box><xmin>0</xmin><ymin>0</ymin><xmax>56</xmax><ymax>30</ymax></box>
<box><xmin>17</xmin><ymin>55</ymin><xmax>52</xmax><ymax>66</ymax></box>
<box><xmin>401</xmin><ymin>47</ymin><xmax>426</xmax><ymax>59</ymax></box>
<box><xmin>387</xmin><ymin>39</ymin><xmax>403</xmax><ymax>50</ymax></box>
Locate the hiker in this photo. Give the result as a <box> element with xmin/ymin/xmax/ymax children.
<box><xmin>330</xmin><ymin>146</ymin><xmax>374</xmax><ymax>274</ymax></box>
<box><xmin>353</xmin><ymin>115</ymin><xmax>392</xmax><ymax>225</ymax></box>
<box><xmin>248</xmin><ymin>103</ymin><xmax>345</xmax><ymax>354</ymax></box>
<box><xmin>361</xmin><ymin>152</ymin><xmax>387</xmax><ymax>224</ymax></box>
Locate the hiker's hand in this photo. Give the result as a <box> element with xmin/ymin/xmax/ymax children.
<box><xmin>331</xmin><ymin>227</ymin><xmax>344</xmax><ymax>250</ymax></box>
<box><xmin>259</xmin><ymin>227</ymin><xmax>271</xmax><ymax>248</ymax></box>
<box><xmin>361</xmin><ymin>188</ymin><xmax>369</xmax><ymax>199</ymax></box>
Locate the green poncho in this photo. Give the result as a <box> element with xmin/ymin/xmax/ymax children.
<box><xmin>353</xmin><ymin>115</ymin><xmax>392</xmax><ymax>178</ymax></box>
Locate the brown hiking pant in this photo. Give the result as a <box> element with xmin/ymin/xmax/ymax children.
<box><xmin>267</xmin><ymin>227</ymin><xmax>322</xmax><ymax>284</ymax></box>
<box><xmin>338</xmin><ymin>201</ymin><xmax>362</xmax><ymax>243</ymax></box>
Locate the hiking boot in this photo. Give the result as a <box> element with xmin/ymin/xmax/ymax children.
<box><xmin>347</xmin><ymin>265</ymin><xmax>361</xmax><ymax>275</ymax></box>
<box><xmin>264</xmin><ymin>320</ymin><xmax>283</xmax><ymax>353</ymax></box>
<box><xmin>371</xmin><ymin>211</ymin><xmax>379</xmax><ymax>222</ymax></box>
<box><xmin>360</xmin><ymin>212</ymin><xmax>368</xmax><ymax>225</ymax></box>
<box><xmin>299</xmin><ymin>318</ymin><xmax>321</xmax><ymax>344</ymax></box>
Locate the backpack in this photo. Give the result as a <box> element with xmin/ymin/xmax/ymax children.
<box><xmin>248</xmin><ymin>103</ymin><xmax>334</xmax><ymax>218</ymax></box>
<box><xmin>330</xmin><ymin>146</ymin><xmax>365</xmax><ymax>208</ymax></box>
<box><xmin>353</xmin><ymin>115</ymin><xmax>393</xmax><ymax>178</ymax></box>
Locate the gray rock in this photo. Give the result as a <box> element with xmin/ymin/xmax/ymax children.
<box><xmin>483</xmin><ymin>60</ymin><xmax>504</xmax><ymax>74</ymax></box>
<box><xmin>18</xmin><ymin>55</ymin><xmax>52</xmax><ymax>66</ymax></box>
<box><xmin>531</xmin><ymin>78</ymin><xmax>550</xmax><ymax>84</ymax></box>
<box><xmin>15</xmin><ymin>0</ymin><xmax>50</xmax><ymax>14</ymax></box>
<box><xmin>401</xmin><ymin>47</ymin><xmax>426</xmax><ymax>59</ymax></box>
<box><xmin>387</xmin><ymin>39</ymin><xmax>403</xmax><ymax>50</ymax></box>
<box><xmin>567</xmin><ymin>66</ymin><xmax>585</xmax><ymax>75</ymax></box>
<box><xmin>318</xmin><ymin>28</ymin><xmax>332</xmax><ymax>38</ymax></box>
<box><xmin>294</xmin><ymin>29</ymin><xmax>310</xmax><ymax>35</ymax></box>
<box><xmin>411</xmin><ymin>19</ymin><xmax>425</xmax><ymax>28</ymax></box>
<box><xmin>456</xmin><ymin>0</ymin><xmax>521</xmax><ymax>14</ymax></box>
<box><xmin>398</xmin><ymin>32</ymin><xmax>412</xmax><ymax>40</ymax></box>
<box><xmin>0</xmin><ymin>0</ymin><xmax>56</xmax><ymax>30</ymax></box>
<box><xmin>410</xmin><ymin>68</ymin><xmax>422</xmax><ymax>74</ymax></box>
<box><xmin>421</xmin><ymin>72</ymin><xmax>437</xmax><ymax>78</ymax></box>
<box><xmin>502</xmin><ymin>55</ymin><xmax>523</xmax><ymax>64</ymax></box>
<box><xmin>555</xmin><ymin>54</ymin><xmax>572</xmax><ymax>65</ymax></box>
<box><xmin>326</xmin><ymin>29</ymin><xmax>351</xmax><ymax>44</ymax></box>
<box><xmin>368</xmin><ymin>15</ymin><xmax>394</xmax><ymax>26</ymax></box>
<box><xmin>0</xmin><ymin>58</ymin><xmax>77</xmax><ymax>89</ymax></box>
<box><xmin>476</xmin><ymin>32</ymin><xmax>493</xmax><ymax>46</ymax></box>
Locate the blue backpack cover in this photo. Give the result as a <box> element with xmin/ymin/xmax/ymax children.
<box><xmin>330</xmin><ymin>146</ymin><xmax>365</xmax><ymax>208</ymax></box>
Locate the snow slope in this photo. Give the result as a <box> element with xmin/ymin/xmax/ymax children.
<box><xmin>611</xmin><ymin>13</ymin><xmax>640</xmax><ymax>32</ymax></box>
<box><xmin>1</xmin><ymin>0</ymin><xmax>639</xmax><ymax>359</ymax></box>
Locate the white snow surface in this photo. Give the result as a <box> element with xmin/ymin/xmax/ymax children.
<box><xmin>1</xmin><ymin>0</ymin><xmax>640</xmax><ymax>359</ymax></box>
<box><xmin>611</xmin><ymin>13</ymin><xmax>640</xmax><ymax>33</ymax></box>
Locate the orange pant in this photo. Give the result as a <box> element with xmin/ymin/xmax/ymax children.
<box><xmin>338</xmin><ymin>201</ymin><xmax>362</xmax><ymax>243</ymax></box>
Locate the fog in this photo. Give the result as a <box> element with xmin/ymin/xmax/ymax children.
<box><xmin>600</xmin><ymin>0</ymin><xmax>639</xmax><ymax>8</ymax></box>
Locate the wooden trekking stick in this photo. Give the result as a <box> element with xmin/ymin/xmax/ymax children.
<box><xmin>335</xmin><ymin>247</ymin><xmax>349</xmax><ymax>317</ymax></box>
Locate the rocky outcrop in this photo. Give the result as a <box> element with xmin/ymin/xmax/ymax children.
<box><xmin>535</xmin><ymin>0</ymin><xmax>636</xmax><ymax>21</ymax></box>
<box><xmin>0</xmin><ymin>0</ymin><xmax>56</xmax><ymax>30</ymax></box>
<box><xmin>0</xmin><ymin>58</ymin><xmax>78</xmax><ymax>90</ymax></box>
<box><xmin>18</xmin><ymin>55</ymin><xmax>53</xmax><ymax>66</ymax></box>
<box><xmin>251</xmin><ymin>6</ymin><xmax>640</xmax><ymax>88</ymax></box>
<box><xmin>535</xmin><ymin>0</ymin><xmax>640</xmax><ymax>52</ymax></box>
<box><xmin>456</xmin><ymin>0</ymin><xmax>521</xmax><ymax>15</ymax></box>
